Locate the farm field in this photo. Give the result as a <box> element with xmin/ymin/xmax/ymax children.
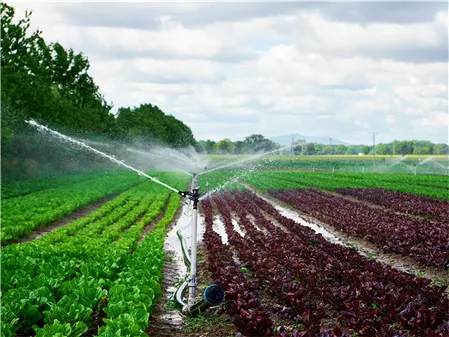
<box><xmin>204</xmin><ymin>154</ymin><xmax>449</xmax><ymax>175</ymax></box>
<box><xmin>2</xmin><ymin>166</ymin><xmax>449</xmax><ymax>337</ymax></box>
<box><xmin>198</xmin><ymin>169</ymin><xmax>449</xmax><ymax>200</ymax></box>
<box><xmin>1</xmin><ymin>172</ymin><xmax>146</xmax><ymax>244</ymax></box>
<box><xmin>1</xmin><ymin>172</ymin><xmax>189</xmax><ymax>337</ymax></box>
<box><xmin>202</xmin><ymin>190</ymin><xmax>449</xmax><ymax>336</ymax></box>
<box><xmin>3</xmin><ymin>2</ymin><xmax>449</xmax><ymax>336</ymax></box>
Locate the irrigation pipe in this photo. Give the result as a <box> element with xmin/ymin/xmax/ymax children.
<box><xmin>173</xmin><ymin>179</ymin><xmax>225</xmax><ymax>314</ymax></box>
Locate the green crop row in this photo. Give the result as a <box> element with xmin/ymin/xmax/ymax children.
<box><xmin>240</xmin><ymin>170</ymin><xmax>449</xmax><ymax>200</ymax></box>
<box><xmin>1</xmin><ymin>172</ymin><xmax>145</xmax><ymax>244</ymax></box>
<box><xmin>1</xmin><ymin>172</ymin><xmax>190</xmax><ymax>337</ymax></box>
<box><xmin>1</xmin><ymin>172</ymin><xmax>118</xmax><ymax>199</ymax></box>
<box><xmin>97</xmin><ymin>193</ymin><xmax>182</xmax><ymax>337</ymax></box>
<box><xmin>202</xmin><ymin>154</ymin><xmax>449</xmax><ymax>175</ymax></box>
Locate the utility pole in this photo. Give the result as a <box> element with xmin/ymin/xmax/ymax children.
<box><xmin>291</xmin><ymin>136</ymin><xmax>295</xmax><ymax>157</ymax></box>
<box><xmin>417</xmin><ymin>141</ymin><xmax>421</xmax><ymax>162</ymax></box>
<box><xmin>372</xmin><ymin>132</ymin><xmax>378</xmax><ymax>172</ymax></box>
<box><xmin>329</xmin><ymin>138</ymin><xmax>332</xmax><ymax>160</ymax></box>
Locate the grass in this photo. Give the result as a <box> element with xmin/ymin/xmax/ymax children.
<box><xmin>183</xmin><ymin>310</ymin><xmax>233</xmax><ymax>333</ymax></box>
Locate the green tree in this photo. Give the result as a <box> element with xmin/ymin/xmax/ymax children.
<box><xmin>115</xmin><ymin>104</ymin><xmax>195</xmax><ymax>148</ymax></box>
<box><xmin>335</xmin><ymin>144</ymin><xmax>347</xmax><ymax>155</ymax></box>
<box><xmin>434</xmin><ymin>143</ymin><xmax>449</xmax><ymax>155</ymax></box>
<box><xmin>396</xmin><ymin>141</ymin><xmax>414</xmax><ymax>155</ymax></box>
<box><xmin>292</xmin><ymin>139</ymin><xmax>306</xmax><ymax>155</ymax></box>
<box><xmin>305</xmin><ymin>142</ymin><xmax>316</xmax><ymax>155</ymax></box>
<box><xmin>243</xmin><ymin>134</ymin><xmax>279</xmax><ymax>153</ymax></box>
<box><xmin>234</xmin><ymin>141</ymin><xmax>244</xmax><ymax>154</ymax></box>
<box><xmin>216</xmin><ymin>138</ymin><xmax>234</xmax><ymax>154</ymax></box>
<box><xmin>377</xmin><ymin>143</ymin><xmax>388</xmax><ymax>155</ymax></box>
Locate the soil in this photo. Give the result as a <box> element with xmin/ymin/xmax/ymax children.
<box><xmin>146</xmin><ymin>243</ymin><xmax>238</xmax><ymax>337</ymax></box>
<box><xmin>8</xmin><ymin>192</ymin><xmax>121</xmax><ymax>245</ymax></box>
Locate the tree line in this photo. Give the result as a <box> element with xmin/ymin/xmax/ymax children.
<box><xmin>290</xmin><ymin>139</ymin><xmax>449</xmax><ymax>156</ymax></box>
<box><xmin>198</xmin><ymin>138</ymin><xmax>449</xmax><ymax>156</ymax></box>
<box><xmin>1</xmin><ymin>3</ymin><xmax>195</xmax><ymax>179</ymax></box>
<box><xmin>196</xmin><ymin>134</ymin><xmax>281</xmax><ymax>154</ymax></box>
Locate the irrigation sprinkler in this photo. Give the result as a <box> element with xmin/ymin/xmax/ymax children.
<box><xmin>177</xmin><ymin>188</ymin><xmax>201</xmax><ymax>306</ymax></box>
<box><xmin>177</xmin><ymin>183</ymin><xmax>225</xmax><ymax>314</ymax></box>
<box><xmin>26</xmin><ymin>120</ymin><xmax>224</xmax><ymax>317</ymax></box>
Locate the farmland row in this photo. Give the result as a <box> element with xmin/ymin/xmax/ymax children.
<box><xmin>241</xmin><ymin>170</ymin><xmax>449</xmax><ymax>200</ymax></box>
<box><xmin>1</xmin><ymin>172</ymin><xmax>145</xmax><ymax>244</ymax></box>
<box><xmin>335</xmin><ymin>188</ymin><xmax>449</xmax><ymax>223</ymax></box>
<box><xmin>201</xmin><ymin>198</ymin><xmax>274</xmax><ymax>336</ymax></box>
<box><xmin>1</xmin><ymin>173</ymin><xmax>189</xmax><ymax>337</ymax></box>
<box><xmin>1</xmin><ymin>171</ymin><xmax>116</xmax><ymax>199</ymax></box>
<box><xmin>197</xmin><ymin>169</ymin><xmax>448</xmax><ymax>200</ymax></box>
<box><xmin>204</xmin><ymin>191</ymin><xmax>449</xmax><ymax>336</ymax></box>
<box><xmin>269</xmin><ymin>189</ymin><xmax>449</xmax><ymax>270</ymax></box>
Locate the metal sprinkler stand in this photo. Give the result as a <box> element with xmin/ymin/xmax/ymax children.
<box><xmin>177</xmin><ymin>187</ymin><xmax>201</xmax><ymax>306</ymax></box>
<box><xmin>177</xmin><ymin>186</ymin><xmax>225</xmax><ymax>315</ymax></box>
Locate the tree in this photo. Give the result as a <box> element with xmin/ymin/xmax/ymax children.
<box><xmin>336</xmin><ymin>144</ymin><xmax>347</xmax><ymax>155</ymax></box>
<box><xmin>234</xmin><ymin>141</ymin><xmax>244</xmax><ymax>154</ymax></box>
<box><xmin>115</xmin><ymin>103</ymin><xmax>195</xmax><ymax>148</ymax></box>
<box><xmin>305</xmin><ymin>143</ymin><xmax>316</xmax><ymax>155</ymax></box>
<box><xmin>377</xmin><ymin>143</ymin><xmax>388</xmax><ymax>155</ymax></box>
<box><xmin>413</xmin><ymin>140</ymin><xmax>433</xmax><ymax>155</ymax></box>
<box><xmin>396</xmin><ymin>141</ymin><xmax>413</xmax><ymax>155</ymax></box>
<box><xmin>293</xmin><ymin>139</ymin><xmax>306</xmax><ymax>155</ymax></box>
<box><xmin>434</xmin><ymin>143</ymin><xmax>449</xmax><ymax>155</ymax></box>
<box><xmin>243</xmin><ymin>134</ymin><xmax>280</xmax><ymax>153</ymax></box>
<box><xmin>205</xmin><ymin>140</ymin><xmax>216</xmax><ymax>154</ymax></box>
<box><xmin>216</xmin><ymin>138</ymin><xmax>234</xmax><ymax>154</ymax></box>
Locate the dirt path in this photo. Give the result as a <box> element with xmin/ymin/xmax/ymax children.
<box><xmin>239</xmin><ymin>182</ymin><xmax>449</xmax><ymax>288</ymax></box>
<box><xmin>146</xmin><ymin>239</ymin><xmax>236</xmax><ymax>337</ymax></box>
<box><xmin>8</xmin><ymin>192</ymin><xmax>121</xmax><ymax>245</ymax></box>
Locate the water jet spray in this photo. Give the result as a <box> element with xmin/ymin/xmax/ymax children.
<box><xmin>26</xmin><ymin>120</ymin><xmax>225</xmax><ymax>315</ymax></box>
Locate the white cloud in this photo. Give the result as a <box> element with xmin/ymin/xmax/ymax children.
<box><xmin>7</xmin><ymin>2</ymin><xmax>448</xmax><ymax>144</ymax></box>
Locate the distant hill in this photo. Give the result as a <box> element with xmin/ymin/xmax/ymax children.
<box><xmin>269</xmin><ymin>134</ymin><xmax>351</xmax><ymax>146</ymax></box>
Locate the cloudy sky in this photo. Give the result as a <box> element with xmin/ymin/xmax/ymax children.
<box><xmin>10</xmin><ymin>1</ymin><xmax>448</xmax><ymax>144</ymax></box>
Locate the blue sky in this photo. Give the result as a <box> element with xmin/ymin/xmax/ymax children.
<box><xmin>10</xmin><ymin>1</ymin><xmax>448</xmax><ymax>145</ymax></box>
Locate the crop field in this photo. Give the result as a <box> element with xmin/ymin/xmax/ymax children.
<box><xmin>205</xmin><ymin>155</ymin><xmax>449</xmax><ymax>175</ymax></box>
<box><xmin>2</xmin><ymin>166</ymin><xmax>449</xmax><ymax>337</ymax></box>
<box><xmin>201</xmin><ymin>190</ymin><xmax>449</xmax><ymax>336</ymax></box>
<box><xmin>1</xmin><ymin>172</ymin><xmax>189</xmax><ymax>337</ymax></box>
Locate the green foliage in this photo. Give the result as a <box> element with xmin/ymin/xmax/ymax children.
<box><xmin>33</xmin><ymin>320</ymin><xmax>88</xmax><ymax>337</ymax></box>
<box><xmin>1</xmin><ymin>3</ymin><xmax>196</xmax><ymax>179</ymax></box>
<box><xmin>196</xmin><ymin>134</ymin><xmax>280</xmax><ymax>154</ymax></box>
<box><xmin>1</xmin><ymin>172</ymin><xmax>190</xmax><ymax>336</ymax></box>
<box><xmin>1</xmin><ymin>3</ymin><xmax>114</xmax><ymax>135</ymax></box>
<box><xmin>242</xmin><ymin>170</ymin><xmax>449</xmax><ymax>200</ymax></box>
<box><xmin>115</xmin><ymin>104</ymin><xmax>195</xmax><ymax>148</ymax></box>
<box><xmin>1</xmin><ymin>172</ymin><xmax>143</xmax><ymax>243</ymax></box>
